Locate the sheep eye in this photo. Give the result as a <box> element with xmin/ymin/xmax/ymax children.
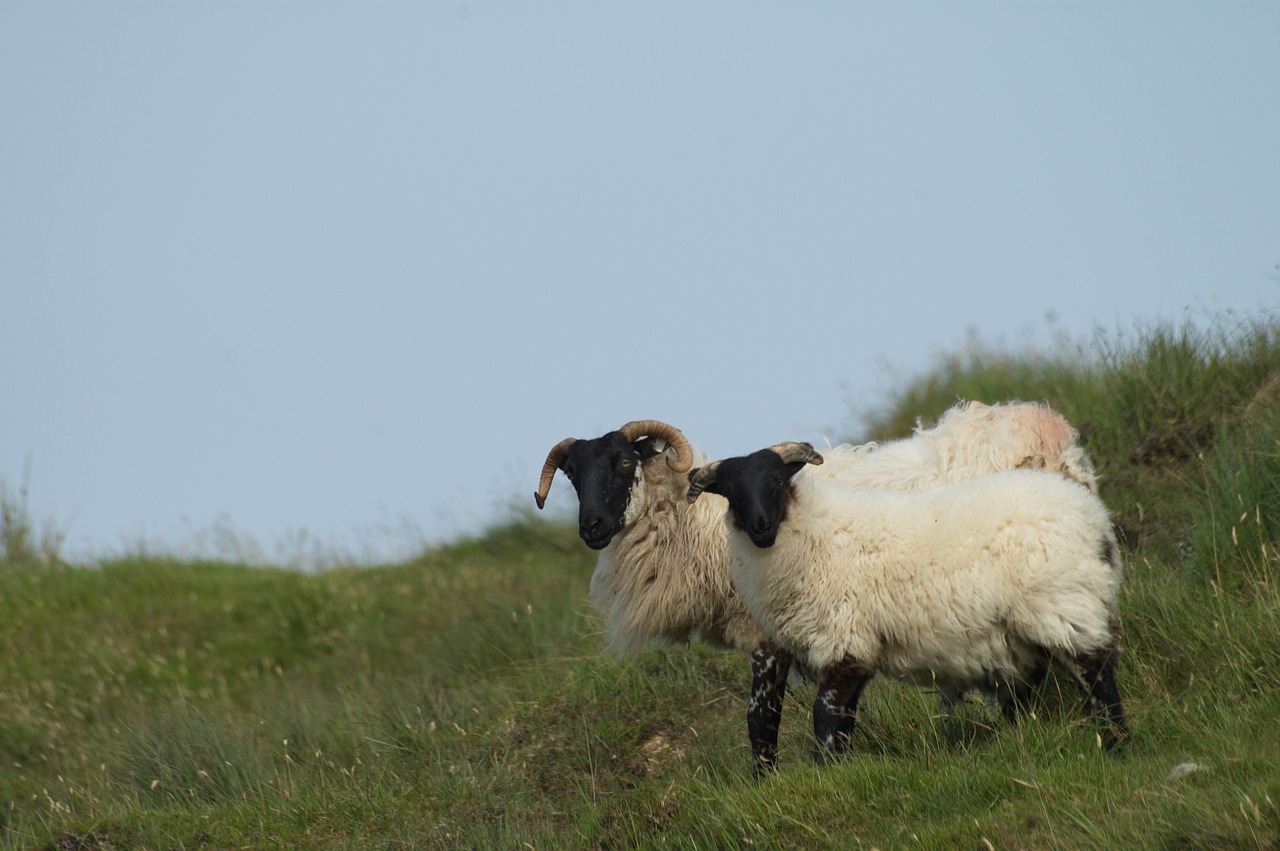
<box><xmin>618</xmin><ymin>458</ymin><xmax>634</xmax><ymax>471</ymax></box>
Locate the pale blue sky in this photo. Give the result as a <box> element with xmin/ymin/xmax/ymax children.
<box><xmin>3</xmin><ymin>2</ymin><xmax>1278</xmax><ymax>564</ymax></box>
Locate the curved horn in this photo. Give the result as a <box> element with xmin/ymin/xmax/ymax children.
<box><xmin>533</xmin><ymin>437</ymin><xmax>576</xmax><ymax>509</ymax></box>
<box><xmin>618</xmin><ymin>419</ymin><xmax>694</xmax><ymax>473</ymax></box>
<box><xmin>766</xmin><ymin>441</ymin><xmax>825</xmax><ymax>466</ymax></box>
<box><xmin>685</xmin><ymin>461</ymin><xmax>721</xmax><ymax>504</ymax></box>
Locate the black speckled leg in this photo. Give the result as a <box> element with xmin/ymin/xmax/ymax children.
<box><xmin>991</xmin><ymin>655</ymin><xmax>1049</xmax><ymax>724</ymax></box>
<box><xmin>1062</xmin><ymin>642</ymin><xmax>1128</xmax><ymax>750</ymax></box>
<box><xmin>991</xmin><ymin>673</ymin><xmax>1024</xmax><ymax>724</ymax></box>
<box><xmin>747</xmin><ymin>645</ymin><xmax>792</xmax><ymax>777</ymax></box>
<box><xmin>812</xmin><ymin>657</ymin><xmax>874</xmax><ymax>763</ymax></box>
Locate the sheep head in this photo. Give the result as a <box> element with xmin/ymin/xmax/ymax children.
<box><xmin>687</xmin><ymin>442</ymin><xmax>823</xmax><ymax>549</ymax></box>
<box><xmin>533</xmin><ymin>420</ymin><xmax>694</xmax><ymax>550</ymax></box>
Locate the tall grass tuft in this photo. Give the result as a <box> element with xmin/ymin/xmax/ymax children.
<box><xmin>118</xmin><ymin>704</ymin><xmax>274</xmax><ymax>805</ymax></box>
<box><xmin>0</xmin><ymin>475</ymin><xmax>64</xmax><ymax>570</ymax></box>
<box><xmin>1190</xmin><ymin>401</ymin><xmax>1280</xmax><ymax>597</ymax></box>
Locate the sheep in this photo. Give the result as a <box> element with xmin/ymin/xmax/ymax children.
<box><xmin>685</xmin><ymin>442</ymin><xmax>1128</xmax><ymax>761</ymax></box>
<box><xmin>534</xmin><ymin>420</ymin><xmax>760</xmax><ymax>654</ymax></box>
<box><xmin>533</xmin><ymin>403</ymin><xmax>1098</xmax><ymax>774</ymax></box>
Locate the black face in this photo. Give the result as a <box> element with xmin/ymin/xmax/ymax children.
<box><xmin>561</xmin><ymin>430</ymin><xmax>666</xmax><ymax>550</ymax></box>
<box><xmin>696</xmin><ymin>450</ymin><xmax>807</xmax><ymax>549</ymax></box>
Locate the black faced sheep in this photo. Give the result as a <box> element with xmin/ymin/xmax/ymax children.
<box><xmin>686</xmin><ymin>442</ymin><xmax>1127</xmax><ymax>762</ymax></box>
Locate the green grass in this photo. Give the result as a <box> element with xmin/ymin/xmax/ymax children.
<box><xmin>4</xmin><ymin>312</ymin><xmax>1280</xmax><ymax>849</ymax></box>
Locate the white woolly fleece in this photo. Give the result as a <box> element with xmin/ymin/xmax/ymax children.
<box><xmin>823</xmin><ymin>401</ymin><xmax>1097</xmax><ymax>494</ymax></box>
<box><xmin>587</xmin><ymin>443</ymin><xmax>768</xmax><ymax>655</ymax></box>
<box><xmin>728</xmin><ymin>468</ymin><xmax>1121</xmax><ymax>684</ymax></box>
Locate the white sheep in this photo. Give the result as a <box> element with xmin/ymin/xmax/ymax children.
<box><xmin>533</xmin><ymin>402</ymin><xmax>1098</xmax><ymax>773</ymax></box>
<box><xmin>686</xmin><ymin>442</ymin><xmax>1128</xmax><ymax>760</ymax></box>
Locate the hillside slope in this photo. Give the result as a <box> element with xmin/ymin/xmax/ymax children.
<box><xmin>3</xmin><ymin>316</ymin><xmax>1278</xmax><ymax>849</ymax></box>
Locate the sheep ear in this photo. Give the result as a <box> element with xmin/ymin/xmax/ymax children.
<box><xmin>634</xmin><ymin>437</ymin><xmax>668</xmax><ymax>461</ymax></box>
<box><xmin>686</xmin><ymin>462</ymin><xmax>720</xmax><ymax>503</ymax></box>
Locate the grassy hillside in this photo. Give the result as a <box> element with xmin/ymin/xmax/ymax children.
<box><xmin>3</xmin><ymin>314</ymin><xmax>1279</xmax><ymax>849</ymax></box>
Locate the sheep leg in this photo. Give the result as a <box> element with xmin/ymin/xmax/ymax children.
<box><xmin>747</xmin><ymin>645</ymin><xmax>792</xmax><ymax>777</ymax></box>
<box><xmin>1060</xmin><ymin>644</ymin><xmax>1128</xmax><ymax>749</ymax></box>
<box><xmin>812</xmin><ymin>658</ymin><xmax>874</xmax><ymax>762</ymax></box>
<box><xmin>990</xmin><ymin>674</ymin><xmax>1025</xmax><ymax>724</ymax></box>
<box><xmin>990</xmin><ymin>657</ymin><xmax>1049</xmax><ymax>723</ymax></box>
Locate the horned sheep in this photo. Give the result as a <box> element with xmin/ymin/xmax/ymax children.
<box><xmin>686</xmin><ymin>442</ymin><xmax>1128</xmax><ymax>760</ymax></box>
<box><xmin>533</xmin><ymin>402</ymin><xmax>1097</xmax><ymax>774</ymax></box>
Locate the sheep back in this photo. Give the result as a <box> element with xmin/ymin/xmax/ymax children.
<box><xmin>828</xmin><ymin>401</ymin><xmax>1097</xmax><ymax>494</ymax></box>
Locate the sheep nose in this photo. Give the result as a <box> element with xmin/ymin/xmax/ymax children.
<box><xmin>747</xmin><ymin>521</ymin><xmax>777</xmax><ymax>548</ymax></box>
